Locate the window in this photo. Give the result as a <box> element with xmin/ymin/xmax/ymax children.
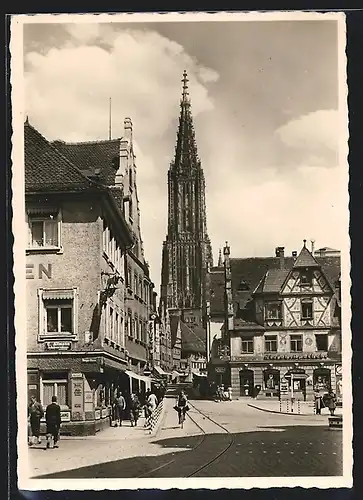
<box><xmin>139</xmin><ymin>278</ymin><xmax>143</xmax><ymax>299</ymax></box>
<box><xmin>300</xmin><ymin>271</ymin><xmax>313</xmax><ymax>286</ymax></box>
<box><xmin>115</xmin><ymin>311</ymin><xmax>119</xmax><ymax>344</ymax></box>
<box><xmin>241</xmin><ymin>337</ymin><xmax>254</xmax><ymax>354</ymax></box>
<box><xmin>265</xmin><ymin>302</ymin><xmax>282</xmax><ymax>320</ymax></box>
<box><xmin>45</xmin><ymin>301</ymin><xmax>73</xmax><ymax>333</ymax></box>
<box><xmin>265</xmin><ymin>335</ymin><xmax>277</xmax><ymax>352</ymax></box>
<box><xmin>134</xmin><ymin>273</ymin><xmax>139</xmax><ymax>295</ymax></box>
<box><xmin>301</xmin><ymin>300</ymin><xmax>313</xmax><ymax>319</ymax></box>
<box><xmin>109</xmin><ymin>307</ymin><xmax>114</xmax><ymax>340</ymax></box>
<box><xmin>290</xmin><ymin>335</ymin><xmax>303</xmax><ymax>352</ymax></box>
<box><xmin>127</xmin><ymin>267</ymin><xmax>132</xmax><ymax>289</ymax></box>
<box><xmin>42</xmin><ymin>374</ymin><xmax>68</xmax><ymax>407</ymax></box>
<box><xmin>125</xmin><ymin>315</ymin><xmax>129</xmax><ymax>337</ymax></box>
<box><xmin>28</xmin><ymin>213</ymin><xmax>59</xmax><ymax>248</ymax></box>
<box><xmin>315</xmin><ymin>334</ymin><xmax>328</xmax><ymax>351</ymax></box>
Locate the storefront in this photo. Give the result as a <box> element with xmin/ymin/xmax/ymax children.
<box><xmin>27</xmin><ymin>353</ymin><xmax>130</xmax><ymax>436</ymax></box>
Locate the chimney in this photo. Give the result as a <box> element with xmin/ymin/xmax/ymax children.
<box><xmin>292</xmin><ymin>250</ymin><xmax>297</xmax><ymax>260</ymax></box>
<box><xmin>124</xmin><ymin>117</ymin><xmax>133</xmax><ymax>142</ymax></box>
<box><xmin>275</xmin><ymin>246</ymin><xmax>285</xmax><ymax>269</ymax></box>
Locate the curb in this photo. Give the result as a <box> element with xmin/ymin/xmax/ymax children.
<box><xmin>247</xmin><ymin>403</ymin><xmax>318</xmax><ymax>417</ymax></box>
<box><xmin>148</xmin><ymin>400</ymin><xmax>167</xmax><ymax>438</ymax></box>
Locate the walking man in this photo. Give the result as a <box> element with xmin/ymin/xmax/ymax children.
<box><xmin>45</xmin><ymin>396</ymin><xmax>61</xmax><ymax>449</ymax></box>
<box><xmin>114</xmin><ymin>391</ymin><xmax>126</xmax><ymax>427</ymax></box>
<box><xmin>130</xmin><ymin>393</ymin><xmax>141</xmax><ymax>427</ymax></box>
<box><xmin>28</xmin><ymin>396</ymin><xmax>44</xmax><ymax>446</ymax></box>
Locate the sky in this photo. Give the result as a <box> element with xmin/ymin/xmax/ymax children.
<box><xmin>23</xmin><ymin>16</ymin><xmax>347</xmax><ymax>293</ymax></box>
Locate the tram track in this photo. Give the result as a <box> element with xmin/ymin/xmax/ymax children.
<box><xmin>137</xmin><ymin>400</ymin><xmax>235</xmax><ymax>478</ymax></box>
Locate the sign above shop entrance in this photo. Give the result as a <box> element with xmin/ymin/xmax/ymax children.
<box><xmin>45</xmin><ymin>341</ymin><xmax>71</xmax><ymax>351</ymax></box>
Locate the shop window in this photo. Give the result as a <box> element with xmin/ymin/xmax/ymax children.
<box><xmin>313</xmin><ymin>369</ymin><xmax>331</xmax><ymax>392</ymax></box>
<box><xmin>263</xmin><ymin>370</ymin><xmax>280</xmax><ymax>390</ymax></box>
<box><xmin>42</xmin><ymin>375</ymin><xmax>68</xmax><ymax>407</ymax></box>
<box><xmin>241</xmin><ymin>337</ymin><xmax>254</xmax><ymax>354</ymax></box>
<box><xmin>290</xmin><ymin>335</ymin><xmax>303</xmax><ymax>352</ymax></box>
<box><xmin>315</xmin><ymin>334</ymin><xmax>328</xmax><ymax>351</ymax></box>
<box><xmin>28</xmin><ymin>211</ymin><xmax>60</xmax><ymax>249</ymax></box>
<box><xmin>301</xmin><ymin>299</ymin><xmax>313</xmax><ymax>319</ymax></box>
<box><xmin>265</xmin><ymin>302</ymin><xmax>282</xmax><ymax>320</ymax></box>
<box><xmin>265</xmin><ymin>335</ymin><xmax>277</xmax><ymax>352</ymax></box>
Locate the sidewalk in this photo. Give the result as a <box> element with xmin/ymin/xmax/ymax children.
<box><xmin>248</xmin><ymin>399</ymin><xmax>343</xmax><ymax>417</ymax></box>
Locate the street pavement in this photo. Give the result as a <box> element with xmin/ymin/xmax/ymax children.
<box><xmin>28</xmin><ymin>396</ymin><xmax>343</xmax><ymax>479</ymax></box>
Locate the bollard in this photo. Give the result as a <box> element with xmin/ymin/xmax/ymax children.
<box><xmin>297</xmin><ymin>400</ymin><xmax>301</xmax><ymax>414</ymax></box>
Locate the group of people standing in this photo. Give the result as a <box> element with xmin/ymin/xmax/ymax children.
<box><xmin>112</xmin><ymin>389</ymin><xmax>160</xmax><ymax>427</ymax></box>
<box><xmin>215</xmin><ymin>384</ymin><xmax>232</xmax><ymax>402</ymax></box>
<box><xmin>314</xmin><ymin>388</ymin><xmax>337</xmax><ymax>415</ymax></box>
<box><xmin>28</xmin><ymin>395</ymin><xmax>61</xmax><ymax>449</ymax></box>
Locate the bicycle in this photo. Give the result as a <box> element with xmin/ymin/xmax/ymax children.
<box><xmin>179</xmin><ymin>408</ymin><xmax>186</xmax><ymax>428</ymax></box>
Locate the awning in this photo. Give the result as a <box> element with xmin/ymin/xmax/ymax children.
<box><xmin>125</xmin><ymin>370</ymin><xmax>152</xmax><ymax>384</ymax></box>
<box><xmin>42</xmin><ymin>289</ymin><xmax>75</xmax><ymax>300</ymax></box>
<box><xmin>192</xmin><ymin>370</ymin><xmax>208</xmax><ymax>377</ymax></box>
<box><xmin>153</xmin><ymin>366</ymin><xmax>168</xmax><ymax>376</ymax></box>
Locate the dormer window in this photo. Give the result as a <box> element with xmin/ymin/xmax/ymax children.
<box><xmin>265</xmin><ymin>302</ymin><xmax>282</xmax><ymax>320</ymax></box>
<box><xmin>238</xmin><ymin>279</ymin><xmax>250</xmax><ymax>291</ymax></box>
<box><xmin>300</xmin><ymin>270</ymin><xmax>313</xmax><ymax>286</ymax></box>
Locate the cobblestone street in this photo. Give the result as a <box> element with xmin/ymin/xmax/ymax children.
<box><xmin>28</xmin><ymin>397</ymin><xmax>343</xmax><ymax>479</ymax></box>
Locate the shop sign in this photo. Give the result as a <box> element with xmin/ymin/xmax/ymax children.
<box><xmin>45</xmin><ymin>341</ymin><xmax>71</xmax><ymax>351</ymax></box>
<box><xmin>101</xmin><ymin>408</ymin><xmax>108</xmax><ymax>419</ymax></box>
<box><xmin>280</xmin><ymin>378</ymin><xmax>289</xmax><ymax>394</ymax></box>
<box><xmin>60</xmin><ymin>411</ymin><xmax>70</xmax><ymax>422</ymax></box>
<box><xmin>95</xmin><ymin>409</ymin><xmax>101</xmax><ymax>420</ymax></box>
<box><xmin>71</xmin><ymin>379</ymin><xmax>84</xmax><ymax>416</ymax></box>
<box><xmin>82</xmin><ymin>358</ymin><xmax>97</xmax><ymax>363</ymax></box>
<box><xmin>71</xmin><ymin>373</ymin><xmax>83</xmax><ymax>378</ymax></box>
<box><xmin>84</xmin><ymin>391</ymin><xmax>93</xmax><ymax>403</ymax></box>
<box><xmin>335</xmin><ymin>365</ymin><xmax>342</xmax><ymax>376</ymax></box>
<box><xmin>215</xmin><ymin>367</ymin><xmax>226</xmax><ymax>373</ymax></box>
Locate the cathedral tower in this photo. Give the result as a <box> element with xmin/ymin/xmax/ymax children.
<box><xmin>160</xmin><ymin>71</ymin><xmax>213</xmax><ymax>327</ymax></box>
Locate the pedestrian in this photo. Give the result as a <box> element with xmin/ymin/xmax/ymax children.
<box><xmin>314</xmin><ymin>391</ymin><xmax>323</xmax><ymax>415</ymax></box>
<box><xmin>114</xmin><ymin>391</ymin><xmax>126</xmax><ymax>427</ymax></box>
<box><xmin>45</xmin><ymin>396</ymin><xmax>61</xmax><ymax>449</ymax></box>
<box><xmin>327</xmin><ymin>389</ymin><xmax>337</xmax><ymax>416</ymax></box>
<box><xmin>227</xmin><ymin>386</ymin><xmax>233</xmax><ymax>401</ymax></box>
<box><xmin>28</xmin><ymin>396</ymin><xmax>44</xmax><ymax>446</ymax></box>
<box><xmin>130</xmin><ymin>393</ymin><xmax>141</xmax><ymax>427</ymax></box>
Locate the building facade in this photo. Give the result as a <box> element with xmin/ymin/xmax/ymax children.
<box><xmin>160</xmin><ymin>71</ymin><xmax>213</xmax><ymax>329</ymax></box>
<box><xmin>26</xmin><ymin>119</ymin><xmax>154</xmax><ymax>436</ymax></box>
<box><xmin>208</xmin><ymin>242</ymin><xmax>342</xmax><ymax>402</ymax></box>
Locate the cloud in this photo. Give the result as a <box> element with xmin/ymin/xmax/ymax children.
<box><xmin>25</xmin><ymin>26</ymin><xmax>219</xmax><ymax>290</ymax></box>
<box><xmin>24</xmin><ymin>24</ymin><xmax>345</xmax><ymax>292</ymax></box>
<box><xmin>276</xmin><ymin>110</ymin><xmax>339</xmax><ymax>167</ymax></box>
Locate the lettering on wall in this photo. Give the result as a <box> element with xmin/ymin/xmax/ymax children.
<box><xmin>26</xmin><ymin>263</ymin><xmax>52</xmax><ymax>280</ymax></box>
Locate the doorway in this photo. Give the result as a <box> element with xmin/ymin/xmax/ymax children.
<box><xmin>239</xmin><ymin>369</ymin><xmax>254</xmax><ymax>396</ymax></box>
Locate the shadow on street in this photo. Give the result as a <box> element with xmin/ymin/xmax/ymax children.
<box><xmin>32</xmin><ymin>424</ymin><xmax>343</xmax><ymax>479</ymax></box>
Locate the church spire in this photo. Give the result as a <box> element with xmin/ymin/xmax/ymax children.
<box><xmin>218</xmin><ymin>248</ymin><xmax>223</xmax><ymax>267</ymax></box>
<box><xmin>173</xmin><ymin>70</ymin><xmax>199</xmax><ymax>171</ymax></box>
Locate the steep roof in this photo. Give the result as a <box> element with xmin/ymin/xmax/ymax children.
<box><xmin>209</xmin><ymin>269</ymin><xmax>225</xmax><ymax>316</ymax></box>
<box><xmin>209</xmin><ymin>253</ymin><xmax>341</xmax><ymax>323</ymax></box>
<box><xmin>53</xmin><ymin>138</ymin><xmax>121</xmax><ymax>185</ymax></box>
<box><xmin>25</xmin><ymin>121</ymin><xmax>95</xmax><ymax>192</ymax></box>
<box><xmin>180</xmin><ymin>322</ymin><xmax>206</xmax><ymax>354</ymax></box>
<box><xmin>293</xmin><ymin>245</ymin><xmax>320</xmax><ymax>268</ymax></box>
<box><xmin>254</xmin><ymin>268</ymin><xmax>290</xmax><ymax>294</ymax></box>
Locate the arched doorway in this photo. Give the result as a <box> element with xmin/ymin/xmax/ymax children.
<box><xmin>239</xmin><ymin>369</ymin><xmax>254</xmax><ymax>397</ymax></box>
<box><xmin>284</xmin><ymin>368</ymin><xmax>307</xmax><ymax>401</ymax></box>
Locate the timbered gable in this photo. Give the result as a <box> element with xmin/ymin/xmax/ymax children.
<box><xmin>313</xmin><ymin>296</ymin><xmax>332</xmax><ymax>327</ymax></box>
<box><xmin>283</xmin><ymin>297</ymin><xmax>300</xmax><ymax>327</ymax></box>
<box><xmin>281</xmin><ymin>268</ymin><xmax>332</xmax><ymax>295</ymax></box>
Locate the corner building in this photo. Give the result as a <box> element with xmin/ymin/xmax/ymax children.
<box><xmin>209</xmin><ymin>242</ymin><xmax>342</xmax><ymax>402</ymax></box>
<box><xmin>25</xmin><ymin>119</ymin><xmax>153</xmax><ymax>436</ymax></box>
<box><xmin>160</xmin><ymin>71</ymin><xmax>213</xmax><ymax>329</ymax></box>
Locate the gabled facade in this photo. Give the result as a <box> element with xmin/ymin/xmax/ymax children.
<box><xmin>160</xmin><ymin>71</ymin><xmax>213</xmax><ymax>330</ymax></box>
<box><xmin>208</xmin><ymin>241</ymin><xmax>342</xmax><ymax>402</ymax></box>
<box><xmin>26</xmin><ymin>120</ymin><xmax>153</xmax><ymax>436</ymax></box>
